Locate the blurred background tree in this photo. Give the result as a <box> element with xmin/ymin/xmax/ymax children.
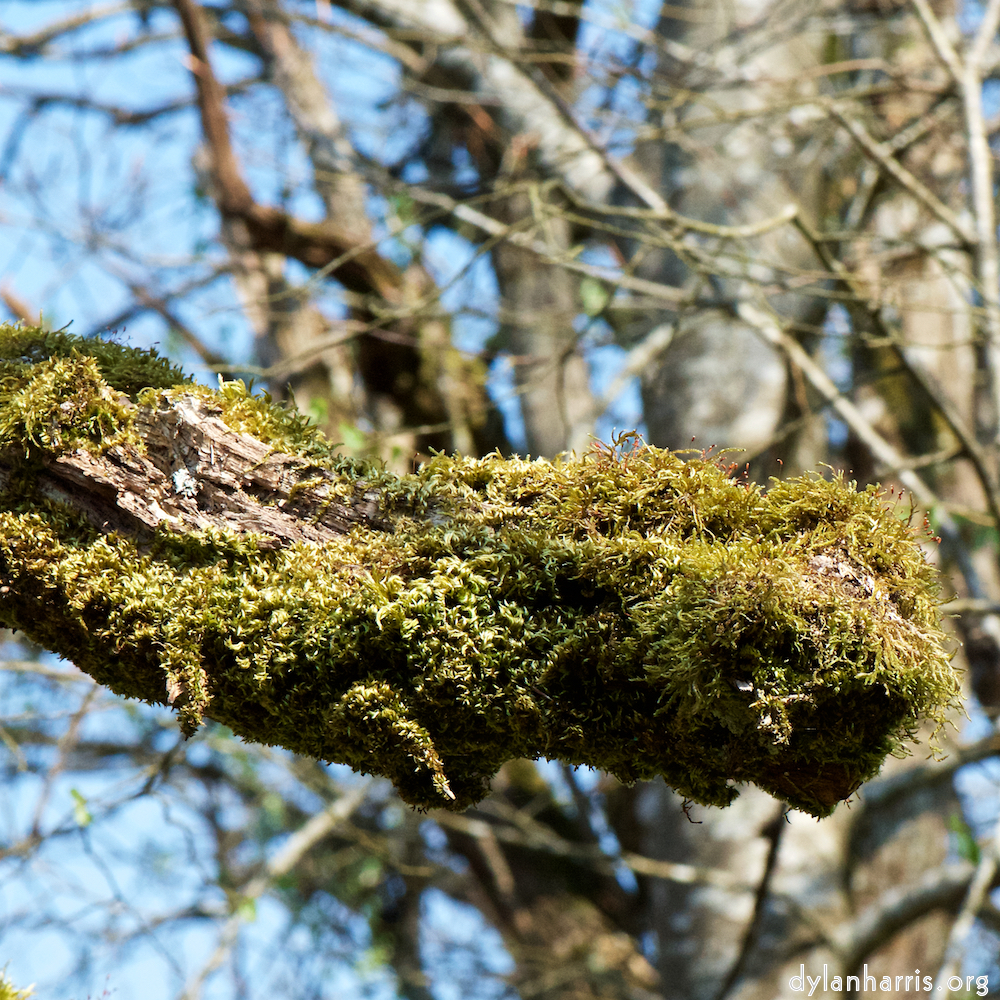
<box><xmin>2</xmin><ymin>0</ymin><xmax>1000</xmax><ymax>997</ymax></box>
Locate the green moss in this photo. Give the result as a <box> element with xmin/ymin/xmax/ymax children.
<box><xmin>0</xmin><ymin>325</ymin><xmax>958</xmax><ymax>817</ymax></box>
<box><xmin>0</xmin><ymin>323</ymin><xmax>191</xmax><ymax>397</ymax></box>
<box><xmin>0</xmin><ymin>323</ymin><xmax>191</xmax><ymax>457</ymax></box>
<box><xmin>0</xmin><ymin>972</ymin><xmax>33</xmax><ymax>1000</ymax></box>
<box><xmin>0</xmin><ymin>353</ymin><xmax>137</xmax><ymax>455</ymax></box>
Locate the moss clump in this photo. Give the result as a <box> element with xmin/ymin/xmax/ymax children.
<box><xmin>0</xmin><ymin>326</ymin><xmax>958</xmax><ymax>817</ymax></box>
<box><xmin>0</xmin><ymin>353</ymin><xmax>138</xmax><ymax>455</ymax></box>
<box><xmin>0</xmin><ymin>972</ymin><xmax>33</xmax><ymax>1000</ymax></box>
<box><xmin>0</xmin><ymin>324</ymin><xmax>191</xmax><ymax>398</ymax></box>
<box><xmin>0</xmin><ymin>324</ymin><xmax>191</xmax><ymax>457</ymax></box>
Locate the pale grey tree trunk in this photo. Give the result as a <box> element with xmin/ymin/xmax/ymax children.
<box><xmin>630</xmin><ymin>0</ymin><xmax>827</xmax><ymax>463</ymax></box>
<box><xmin>631</xmin><ymin>4</ymin><xmax>972</xmax><ymax>998</ymax></box>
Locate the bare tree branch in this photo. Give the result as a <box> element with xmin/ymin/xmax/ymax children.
<box><xmin>837</xmin><ymin>863</ymin><xmax>978</xmax><ymax>969</ymax></box>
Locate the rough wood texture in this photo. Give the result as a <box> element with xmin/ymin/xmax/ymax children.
<box><xmin>0</xmin><ymin>393</ymin><xmax>392</xmax><ymax>548</ymax></box>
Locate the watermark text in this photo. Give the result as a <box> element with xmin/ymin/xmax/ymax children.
<box><xmin>788</xmin><ymin>965</ymin><xmax>989</xmax><ymax>996</ymax></box>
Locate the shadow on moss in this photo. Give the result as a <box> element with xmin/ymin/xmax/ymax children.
<box><xmin>0</xmin><ymin>324</ymin><xmax>958</xmax><ymax>817</ymax></box>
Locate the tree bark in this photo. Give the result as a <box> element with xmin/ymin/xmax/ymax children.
<box><xmin>0</xmin><ymin>325</ymin><xmax>954</xmax><ymax>819</ymax></box>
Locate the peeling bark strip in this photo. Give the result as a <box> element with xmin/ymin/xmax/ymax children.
<box><xmin>0</xmin><ymin>327</ymin><xmax>957</xmax><ymax>816</ymax></box>
<box><xmin>16</xmin><ymin>392</ymin><xmax>393</xmax><ymax>548</ymax></box>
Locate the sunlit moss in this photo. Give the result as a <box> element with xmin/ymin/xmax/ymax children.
<box><xmin>0</xmin><ymin>324</ymin><xmax>958</xmax><ymax>817</ymax></box>
<box><xmin>0</xmin><ymin>970</ymin><xmax>33</xmax><ymax>1000</ymax></box>
<box><xmin>0</xmin><ymin>324</ymin><xmax>189</xmax><ymax>456</ymax></box>
<box><xmin>0</xmin><ymin>353</ymin><xmax>138</xmax><ymax>455</ymax></box>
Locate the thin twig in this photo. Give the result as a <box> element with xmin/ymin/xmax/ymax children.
<box><xmin>400</xmin><ymin>183</ymin><xmax>691</xmax><ymax>304</ymax></box>
<box><xmin>942</xmin><ymin>598</ymin><xmax>1000</xmax><ymax>614</ymax></box>
<box><xmin>933</xmin><ymin>848</ymin><xmax>999</xmax><ymax>989</ymax></box>
<box><xmin>29</xmin><ymin>686</ymin><xmax>99</xmax><ymax>838</ymax></box>
<box><xmin>0</xmin><ymin>2</ymin><xmax>130</xmax><ymax>56</ymax></box>
<box><xmin>858</xmin><ymin>733</ymin><xmax>1000</xmax><ymax>811</ymax></box>
<box><xmin>0</xmin><ymin>660</ymin><xmax>97</xmax><ymax>684</ymax></box>
<box><xmin>827</xmin><ymin>104</ymin><xmax>973</xmax><ymax>248</ymax></box>
<box><xmin>432</xmin><ymin>810</ymin><xmax>752</xmax><ymax>891</ymax></box>
<box><xmin>561</xmin><ymin>185</ymin><xmax>799</xmax><ymax>239</ymax></box>
<box><xmin>567</xmin><ymin>322</ymin><xmax>676</xmax><ymax>453</ymax></box>
<box><xmin>791</xmin><ymin>213</ymin><xmax>1000</xmax><ymax>530</ymax></box>
<box><xmin>837</xmin><ymin>863</ymin><xmax>977</xmax><ymax>969</ymax></box>
<box><xmin>712</xmin><ymin>807</ymin><xmax>787</xmax><ymax>1000</ymax></box>
<box><xmin>0</xmin><ymin>284</ymin><xmax>37</xmax><ymax>325</ymax></box>
<box><xmin>739</xmin><ymin>302</ymin><xmax>932</xmax><ymax>503</ymax></box>
<box><xmin>126</xmin><ymin>285</ymin><xmax>227</xmax><ymax>369</ymax></box>
<box><xmin>841</xmin><ymin>96</ymin><xmax>957</xmax><ymax>232</ymax></box>
<box><xmin>909</xmin><ymin>0</ymin><xmax>964</xmax><ymax>82</ymax></box>
<box><xmin>208</xmin><ymin>321</ymin><xmax>371</xmax><ymax>378</ymax></box>
<box><xmin>178</xmin><ymin>780</ymin><xmax>371</xmax><ymax>1000</ymax></box>
<box><xmin>288</xmin><ymin>9</ymin><xmax>429</xmax><ymax>73</ymax></box>
<box><xmin>737</xmin><ymin>299</ymin><xmax>987</xmax><ymax>602</ymax></box>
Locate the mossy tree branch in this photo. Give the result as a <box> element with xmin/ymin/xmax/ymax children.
<box><xmin>0</xmin><ymin>325</ymin><xmax>957</xmax><ymax>817</ymax></box>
